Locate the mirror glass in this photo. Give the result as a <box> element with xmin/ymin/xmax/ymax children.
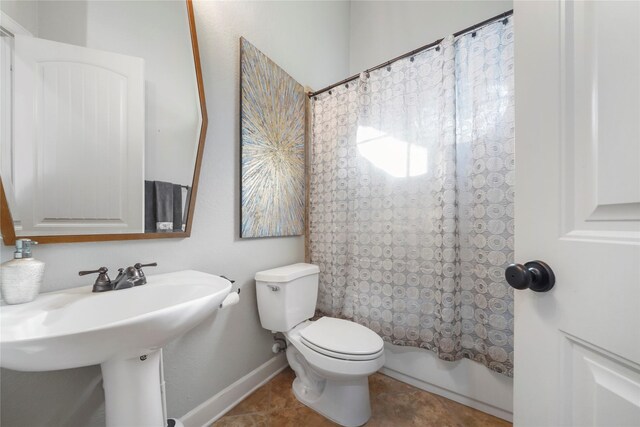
<box><xmin>0</xmin><ymin>0</ymin><xmax>202</xmax><ymax>238</ymax></box>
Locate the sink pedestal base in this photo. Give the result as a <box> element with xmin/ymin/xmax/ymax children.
<box><xmin>101</xmin><ymin>350</ymin><xmax>164</xmax><ymax>427</ymax></box>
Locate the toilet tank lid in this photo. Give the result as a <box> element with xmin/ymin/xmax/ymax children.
<box><xmin>255</xmin><ymin>263</ymin><xmax>319</xmax><ymax>282</ymax></box>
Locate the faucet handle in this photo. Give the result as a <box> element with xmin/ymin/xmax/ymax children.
<box><xmin>134</xmin><ymin>262</ymin><xmax>157</xmax><ymax>286</ymax></box>
<box><xmin>80</xmin><ymin>267</ymin><xmax>112</xmax><ymax>292</ymax></box>
<box><xmin>79</xmin><ymin>266</ymin><xmax>108</xmax><ymax>276</ymax></box>
<box><xmin>134</xmin><ymin>262</ymin><xmax>157</xmax><ymax>269</ymax></box>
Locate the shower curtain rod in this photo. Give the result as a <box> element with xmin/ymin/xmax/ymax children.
<box><xmin>307</xmin><ymin>9</ymin><xmax>513</xmax><ymax>98</ymax></box>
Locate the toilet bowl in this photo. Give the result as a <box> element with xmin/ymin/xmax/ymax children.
<box><xmin>255</xmin><ymin>264</ymin><xmax>385</xmax><ymax>427</ymax></box>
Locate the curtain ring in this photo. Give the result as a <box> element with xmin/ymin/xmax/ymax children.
<box><xmin>345</xmin><ymin>83</ymin><xmax>349</xmax><ymax>89</ymax></box>
<box><xmin>472</xmin><ymin>31</ymin><xmax>477</xmax><ymax>37</ymax></box>
<box><xmin>435</xmin><ymin>46</ymin><xmax>440</xmax><ymax>52</ymax></box>
<box><xmin>410</xmin><ymin>56</ymin><xmax>415</xmax><ymax>62</ymax></box>
<box><xmin>328</xmin><ymin>90</ymin><xmax>332</xmax><ymax>95</ymax></box>
<box><xmin>386</xmin><ymin>65</ymin><xmax>391</xmax><ymax>72</ymax></box>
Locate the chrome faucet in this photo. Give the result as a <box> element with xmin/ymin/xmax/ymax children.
<box><xmin>80</xmin><ymin>262</ymin><xmax>157</xmax><ymax>292</ymax></box>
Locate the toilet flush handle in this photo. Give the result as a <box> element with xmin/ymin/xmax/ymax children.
<box><xmin>267</xmin><ymin>285</ymin><xmax>280</xmax><ymax>292</ymax></box>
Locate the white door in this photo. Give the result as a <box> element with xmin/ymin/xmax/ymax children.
<box><xmin>514</xmin><ymin>1</ymin><xmax>640</xmax><ymax>426</ymax></box>
<box><xmin>13</xmin><ymin>35</ymin><xmax>145</xmax><ymax>235</ymax></box>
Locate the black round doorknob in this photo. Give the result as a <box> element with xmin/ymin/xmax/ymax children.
<box><xmin>505</xmin><ymin>260</ymin><xmax>555</xmax><ymax>292</ymax></box>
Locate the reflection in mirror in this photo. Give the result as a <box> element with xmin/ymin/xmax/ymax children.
<box><xmin>0</xmin><ymin>0</ymin><xmax>204</xmax><ymax>239</ymax></box>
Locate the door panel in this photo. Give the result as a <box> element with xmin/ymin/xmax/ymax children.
<box><xmin>38</xmin><ymin>61</ymin><xmax>128</xmax><ymax>222</ymax></box>
<box><xmin>564</xmin><ymin>1</ymin><xmax>640</xmax><ymax>235</ymax></box>
<box><xmin>13</xmin><ymin>35</ymin><xmax>144</xmax><ymax>235</ymax></box>
<box><xmin>563</xmin><ymin>335</ymin><xmax>640</xmax><ymax>427</ymax></box>
<box><xmin>514</xmin><ymin>1</ymin><xmax>640</xmax><ymax>426</ymax></box>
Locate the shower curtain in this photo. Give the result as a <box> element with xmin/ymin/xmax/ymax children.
<box><xmin>309</xmin><ymin>19</ymin><xmax>514</xmax><ymax>376</ymax></box>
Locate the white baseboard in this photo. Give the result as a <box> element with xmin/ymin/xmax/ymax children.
<box><xmin>180</xmin><ymin>354</ymin><xmax>288</xmax><ymax>427</ymax></box>
<box><xmin>380</xmin><ymin>366</ymin><xmax>513</xmax><ymax>422</ymax></box>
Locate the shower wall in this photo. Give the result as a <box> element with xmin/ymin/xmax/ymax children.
<box><xmin>347</xmin><ymin>1</ymin><xmax>514</xmax><ymax>420</ymax></box>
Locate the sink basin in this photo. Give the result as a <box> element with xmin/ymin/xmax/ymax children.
<box><xmin>1</xmin><ymin>270</ymin><xmax>231</xmax><ymax>371</ymax></box>
<box><xmin>0</xmin><ymin>270</ymin><xmax>233</xmax><ymax>426</ymax></box>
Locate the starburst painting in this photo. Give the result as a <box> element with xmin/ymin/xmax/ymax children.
<box><xmin>240</xmin><ymin>38</ymin><xmax>306</xmax><ymax>238</ymax></box>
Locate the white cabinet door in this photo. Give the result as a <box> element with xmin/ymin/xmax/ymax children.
<box><xmin>14</xmin><ymin>35</ymin><xmax>144</xmax><ymax>235</ymax></box>
<box><xmin>514</xmin><ymin>1</ymin><xmax>640</xmax><ymax>426</ymax></box>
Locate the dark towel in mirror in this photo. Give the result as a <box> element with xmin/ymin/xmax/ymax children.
<box><xmin>144</xmin><ymin>180</ymin><xmax>189</xmax><ymax>232</ymax></box>
<box><xmin>182</xmin><ymin>187</ymin><xmax>191</xmax><ymax>229</ymax></box>
<box><xmin>172</xmin><ymin>184</ymin><xmax>183</xmax><ymax>231</ymax></box>
<box><xmin>145</xmin><ymin>181</ymin><xmax>156</xmax><ymax>232</ymax></box>
<box><xmin>154</xmin><ymin>181</ymin><xmax>174</xmax><ymax>232</ymax></box>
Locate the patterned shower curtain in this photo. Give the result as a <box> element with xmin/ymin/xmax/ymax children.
<box><xmin>309</xmin><ymin>19</ymin><xmax>515</xmax><ymax>376</ymax></box>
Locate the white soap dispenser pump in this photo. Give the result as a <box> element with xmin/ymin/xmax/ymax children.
<box><xmin>1</xmin><ymin>239</ymin><xmax>45</xmax><ymax>304</ymax></box>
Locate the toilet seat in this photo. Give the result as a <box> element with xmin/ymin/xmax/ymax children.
<box><xmin>299</xmin><ymin>317</ymin><xmax>384</xmax><ymax>361</ymax></box>
<box><xmin>285</xmin><ymin>320</ymin><xmax>385</xmax><ymax>380</ymax></box>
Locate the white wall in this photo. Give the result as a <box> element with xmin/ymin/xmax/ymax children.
<box><xmin>349</xmin><ymin>0</ymin><xmax>512</xmax><ymax>73</ymax></box>
<box><xmin>0</xmin><ymin>0</ymin><xmax>38</xmax><ymax>36</ymax></box>
<box><xmin>348</xmin><ymin>0</ymin><xmax>514</xmax><ymax>420</ymax></box>
<box><xmin>0</xmin><ymin>1</ymin><xmax>350</xmax><ymax>425</ymax></box>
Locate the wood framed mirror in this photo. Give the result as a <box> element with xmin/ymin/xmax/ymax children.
<box><xmin>0</xmin><ymin>0</ymin><xmax>207</xmax><ymax>245</ymax></box>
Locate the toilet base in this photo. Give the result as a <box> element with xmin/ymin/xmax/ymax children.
<box><xmin>282</xmin><ymin>320</ymin><xmax>383</xmax><ymax>427</ymax></box>
<box><xmin>286</xmin><ymin>345</ymin><xmax>372</xmax><ymax>427</ymax></box>
<box><xmin>292</xmin><ymin>375</ymin><xmax>372</xmax><ymax>427</ymax></box>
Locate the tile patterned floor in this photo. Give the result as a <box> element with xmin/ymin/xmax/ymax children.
<box><xmin>211</xmin><ymin>368</ymin><xmax>512</xmax><ymax>427</ymax></box>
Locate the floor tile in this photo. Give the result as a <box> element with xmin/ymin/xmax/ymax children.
<box><xmin>213</xmin><ymin>367</ymin><xmax>512</xmax><ymax>427</ymax></box>
<box><xmin>269</xmin><ymin>369</ymin><xmax>302</xmax><ymax>411</ymax></box>
<box><xmin>440</xmin><ymin>397</ymin><xmax>512</xmax><ymax>427</ymax></box>
<box><xmin>367</xmin><ymin>390</ymin><xmax>461</xmax><ymax>427</ymax></box>
<box><xmin>212</xmin><ymin>413</ymin><xmax>269</xmax><ymax>427</ymax></box>
<box><xmin>368</xmin><ymin>373</ymin><xmax>416</xmax><ymax>397</ymax></box>
<box><xmin>226</xmin><ymin>384</ymin><xmax>271</xmax><ymax>417</ymax></box>
<box><xmin>268</xmin><ymin>405</ymin><xmax>340</xmax><ymax>427</ymax></box>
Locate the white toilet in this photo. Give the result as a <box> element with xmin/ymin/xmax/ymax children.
<box><xmin>255</xmin><ymin>263</ymin><xmax>384</xmax><ymax>427</ymax></box>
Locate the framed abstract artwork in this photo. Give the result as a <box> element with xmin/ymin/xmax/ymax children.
<box><xmin>240</xmin><ymin>38</ymin><xmax>306</xmax><ymax>238</ymax></box>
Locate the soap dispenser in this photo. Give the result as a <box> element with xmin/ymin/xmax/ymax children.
<box><xmin>1</xmin><ymin>239</ymin><xmax>45</xmax><ymax>304</ymax></box>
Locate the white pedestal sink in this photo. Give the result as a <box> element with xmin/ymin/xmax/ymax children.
<box><xmin>0</xmin><ymin>270</ymin><xmax>233</xmax><ymax>427</ymax></box>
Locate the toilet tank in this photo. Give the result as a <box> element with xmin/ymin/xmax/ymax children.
<box><xmin>255</xmin><ymin>263</ymin><xmax>320</xmax><ymax>332</ymax></box>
